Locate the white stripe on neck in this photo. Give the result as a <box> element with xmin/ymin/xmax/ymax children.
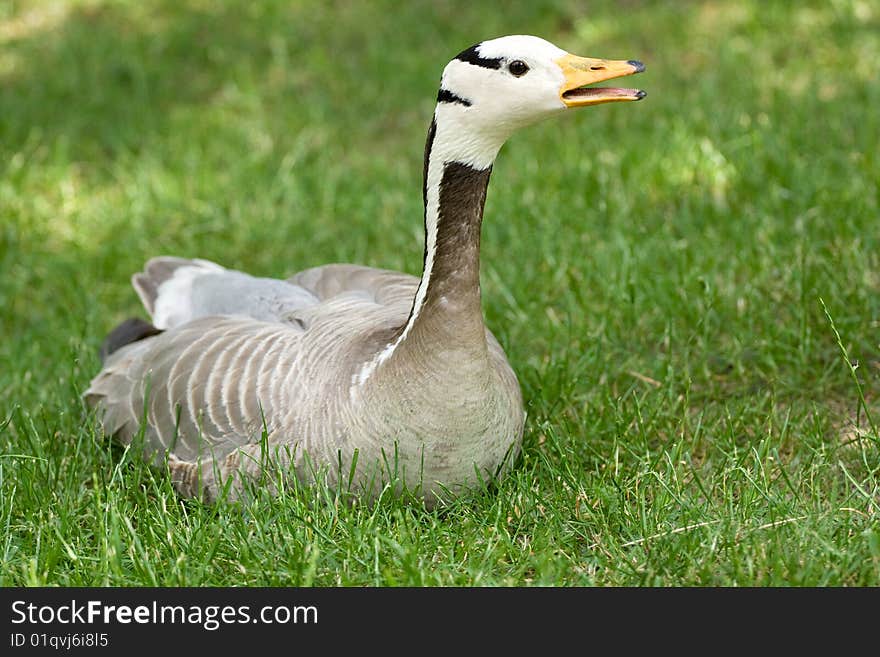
<box><xmin>352</xmin><ymin>103</ymin><xmax>506</xmax><ymax>390</ymax></box>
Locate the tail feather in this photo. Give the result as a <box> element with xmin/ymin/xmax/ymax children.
<box><xmin>132</xmin><ymin>256</ymin><xmax>224</xmax><ymax>317</ymax></box>
<box><xmin>99</xmin><ymin>317</ymin><xmax>162</xmax><ymax>363</ymax></box>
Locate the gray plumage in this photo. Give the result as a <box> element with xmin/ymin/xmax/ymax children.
<box><xmin>86</xmin><ymin>259</ymin><xmax>522</xmax><ymax>503</ymax></box>
<box><xmin>84</xmin><ymin>34</ymin><xmax>645</xmax><ymax>505</ymax></box>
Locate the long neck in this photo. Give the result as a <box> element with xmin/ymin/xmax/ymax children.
<box><xmin>405</xmin><ymin>116</ymin><xmax>495</xmax><ymax>343</ymax></box>
<box><xmin>353</xmin><ymin>104</ymin><xmax>506</xmax><ymax>388</ymax></box>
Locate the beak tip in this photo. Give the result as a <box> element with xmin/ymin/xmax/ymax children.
<box><xmin>627</xmin><ymin>60</ymin><xmax>646</xmax><ymax>74</ymax></box>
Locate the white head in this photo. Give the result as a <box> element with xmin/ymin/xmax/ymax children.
<box><xmin>433</xmin><ymin>35</ymin><xmax>645</xmax><ymax>167</ymax></box>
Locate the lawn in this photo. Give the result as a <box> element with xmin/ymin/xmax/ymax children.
<box><xmin>1</xmin><ymin>0</ymin><xmax>878</xmax><ymax>586</ymax></box>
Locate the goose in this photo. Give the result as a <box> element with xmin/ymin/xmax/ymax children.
<box><xmin>85</xmin><ymin>35</ymin><xmax>645</xmax><ymax>505</ymax></box>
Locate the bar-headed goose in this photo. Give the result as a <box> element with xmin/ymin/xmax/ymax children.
<box><xmin>86</xmin><ymin>35</ymin><xmax>645</xmax><ymax>505</ymax></box>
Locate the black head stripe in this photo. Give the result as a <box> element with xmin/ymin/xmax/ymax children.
<box><xmin>437</xmin><ymin>88</ymin><xmax>472</xmax><ymax>107</ymax></box>
<box><xmin>455</xmin><ymin>44</ymin><xmax>502</xmax><ymax>70</ymax></box>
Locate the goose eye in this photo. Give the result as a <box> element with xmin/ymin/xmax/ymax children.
<box><xmin>508</xmin><ymin>60</ymin><xmax>529</xmax><ymax>77</ymax></box>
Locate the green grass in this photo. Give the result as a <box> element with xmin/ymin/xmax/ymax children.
<box><xmin>1</xmin><ymin>0</ymin><xmax>878</xmax><ymax>586</ymax></box>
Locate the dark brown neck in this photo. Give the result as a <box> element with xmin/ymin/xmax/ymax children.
<box><xmin>395</xmin><ymin>157</ymin><xmax>493</xmax><ymax>373</ymax></box>
<box><xmin>393</xmin><ymin>113</ymin><xmax>497</xmax><ymax>359</ymax></box>
<box><xmin>356</xmin><ymin>110</ymin><xmax>504</xmax><ymax>390</ymax></box>
<box><xmin>422</xmin><ymin>161</ymin><xmax>491</xmax><ymax>316</ymax></box>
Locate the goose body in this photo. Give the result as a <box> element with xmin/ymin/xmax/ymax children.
<box><xmin>85</xmin><ymin>35</ymin><xmax>645</xmax><ymax>504</ymax></box>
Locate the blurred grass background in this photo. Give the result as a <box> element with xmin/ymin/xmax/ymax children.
<box><xmin>1</xmin><ymin>0</ymin><xmax>878</xmax><ymax>585</ymax></box>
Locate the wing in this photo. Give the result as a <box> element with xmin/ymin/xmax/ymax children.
<box><xmin>288</xmin><ymin>262</ymin><xmax>419</xmax><ymax>309</ymax></box>
<box><xmin>85</xmin><ymin>257</ymin><xmax>421</xmax><ymax>497</ymax></box>
<box><xmin>86</xmin><ymin>317</ymin><xmax>290</xmax><ymax>456</ymax></box>
<box><xmin>131</xmin><ymin>256</ymin><xmax>419</xmax><ymax>329</ymax></box>
<box><xmin>133</xmin><ymin>257</ymin><xmax>320</xmax><ymax>329</ymax></box>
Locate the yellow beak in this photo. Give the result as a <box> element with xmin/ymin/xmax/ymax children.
<box><xmin>556</xmin><ymin>54</ymin><xmax>646</xmax><ymax>107</ymax></box>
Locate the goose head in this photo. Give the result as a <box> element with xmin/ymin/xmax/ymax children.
<box><xmin>433</xmin><ymin>35</ymin><xmax>645</xmax><ymax>166</ymax></box>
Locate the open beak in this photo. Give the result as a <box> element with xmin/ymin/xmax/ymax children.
<box><xmin>556</xmin><ymin>54</ymin><xmax>646</xmax><ymax>107</ymax></box>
